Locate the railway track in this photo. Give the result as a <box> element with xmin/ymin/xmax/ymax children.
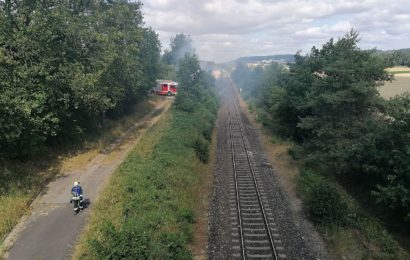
<box><xmin>228</xmin><ymin>100</ymin><xmax>286</xmax><ymax>259</ymax></box>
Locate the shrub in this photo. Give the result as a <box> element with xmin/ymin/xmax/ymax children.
<box><xmin>159</xmin><ymin>232</ymin><xmax>192</xmax><ymax>260</ymax></box>
<box><xmin>192</xmin><ymin>138</ymin><xmax>210</xmax><ymax>163</ymax></box>
<box><xmin>306</xmin><ymin>182</ymin><xmax>349</xmax><ymax>227</ymax></box>
<box><xmin>87</xmin><ymin>221</ymin><xmax>152</xmax><ymax>259</ymax></box>
<box><xmin>202</xmin><ymin>125</ymin><xmax>212</xmax><ymax>141</ymax></box>
<box><xmin>177</xmin><ymin>208</ymin><xmax>195</xmax><ymax>224</ymax></box>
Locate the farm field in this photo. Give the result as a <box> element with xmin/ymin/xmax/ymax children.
<box><xmin>380</xmin><ymin>73</ymin><xmax>410</xmax><ymax>99</ymax></box>
<box><xmin>385</xmin><ymin>66</ymin><xmax>410</xmax><ymax>73</ymax></box>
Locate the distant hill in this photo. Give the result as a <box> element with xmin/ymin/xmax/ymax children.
<box><xmin>374</xmin><ymin>48</ymin><xmax>410</xmax><ymax>55</ymax></box>
<box><xmin>234</xmin><ymin>54</ymin><xmax>294</xmax><ymax>64</ymax></box>
<box><xmin>215</xmin><ymin>54</ymin><xmax>294</xmax><ymax>71</ymax></box>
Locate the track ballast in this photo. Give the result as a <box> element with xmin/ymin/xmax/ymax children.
<box><xmin>228</xmin><ymin>100</ymin><xmax>286</xmax><ymax>259</ymax></box>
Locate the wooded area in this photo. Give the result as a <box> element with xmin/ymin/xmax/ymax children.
<box><xmin>232</xmin><ymin>31</ymin><xmax>410</xmax><ymax>230</ymax></box>
<box><xmin>0</xmin><ymin>0</ymin><xmax>161</xmax><ymax>158</ymax></box>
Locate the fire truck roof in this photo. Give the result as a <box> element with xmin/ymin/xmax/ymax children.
<box><xmin>156</xmin><ymin>79</ymin><xmax>178</xmax><ymax>85</ymax></box>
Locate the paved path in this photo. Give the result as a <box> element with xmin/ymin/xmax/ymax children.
<box><xmin>4</xmin><ymin>99</ymin><xmax>172</xmax><ymax>260</ymax></box>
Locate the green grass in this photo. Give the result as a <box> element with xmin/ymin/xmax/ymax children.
<box><xmin>297</xmin><ymin>170</ymin><xmax>409</xmax><ymax>259</ymax></box>
<box><xmin>74</xmin><ymin>105</ymin><xmax>217</xmax><ymax>259</ymax></box>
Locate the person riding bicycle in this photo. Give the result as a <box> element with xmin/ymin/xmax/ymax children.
<box><xmin>71</xmin><ymin>181</ymin><xmax>84</xmax><ymax>211</ymax></box>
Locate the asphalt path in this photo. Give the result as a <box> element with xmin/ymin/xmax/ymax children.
<box><xmin>4</xmin><ymin>99</ymin><xmax>171</xmax><ymax>260</ymax></box>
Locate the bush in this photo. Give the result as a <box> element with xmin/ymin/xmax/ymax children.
<box><xmin>87</xmin><ymin>221</ymin><xmax>152</xmax><ymax>259</ymax></box>
<box><xmin>159</xmin><ymin>232</ymin><xmax>192</xmax><ymax>260</ymax></box>
<box><xmin>306</xmin><ymin>182</ymin><xmax>349</xmax><ymax>227</ymax></box>
<box><xmin>193</xmin><ymin>138</ymin><xmax>210</xmax><ymax>163</ymax></box>
<box><xmin>177</xmin><ymin>208</ymin><xmax>195</xmax><ymax>224</ymax></box>
<box><xmin>202</xmin><ymin>124</ymin><xmax>213</xmax><ymax>141</ymax></box>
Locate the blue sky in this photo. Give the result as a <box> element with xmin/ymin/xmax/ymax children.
<box><xmin>140</xmin><ymin>0</ymin><xmax>410</xmax><ymax>62</ymax></box>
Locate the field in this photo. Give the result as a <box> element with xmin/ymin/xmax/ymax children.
<box><xmin>385</xmin><ymin>66</ymin><xmax>410</xmax><ymax>73</ymax></box>
<box><xmin>380</xmin><ymin>67</ymin><xmax>410</xmax><ymax>98</ymax></box>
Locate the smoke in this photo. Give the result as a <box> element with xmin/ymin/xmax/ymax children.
<box><xmin>173</xmin><ymin>41</ymin><xmax>195</xmax><ymax>63</ymax></box>
<box><xmin>164</xmin><ymin>33</ymin><xmax>195</xmax><ymax>65</ymax></box>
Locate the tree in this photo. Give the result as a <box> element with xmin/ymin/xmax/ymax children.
<box><xmin>0</xmin><ymin>0</ymin><xmax>161</xmax><ymax>158</ymax></box>
<box><xmin>162</xmin><ymin>34</ymin><xmax>194</xmax><ymax>65</ymax></box>
<box><xmin>275</xmin><ymin>31</ymin><xmax>390</xmax><ymax>168</ymax></box>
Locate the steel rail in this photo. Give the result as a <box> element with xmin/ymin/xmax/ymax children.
<box><xmin>228</xmin><ymin>92</ymin><xmax>278</xmax><ymax>259</ymax></box>
<box><xmin>228</xmin><ymin>110</ymin><xmax>246</xmax><ymax>259</ymax></box>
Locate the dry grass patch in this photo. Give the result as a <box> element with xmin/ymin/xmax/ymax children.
<box><xmin>380</xmin><ymin>75</ymin><xmax>410</xmax><ymax>99</ymax></box>
<box><xmin>385</xmin><ymin>66</ymin><xmax>410</xmax><ymax>73</ymax></box>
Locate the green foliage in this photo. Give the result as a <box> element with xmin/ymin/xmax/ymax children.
<box><xmin>162</xmin><ymin>34</ymin><xmax>194</xmax><ymax>65</ymax></box>
<box><xmin>0</xmin><ymin>0</ymin><xmax>161</xmax><ymax>158</ymax></box>
<box><xmin>232</xmin><ymin>63</ymin><xmax>288</xmax><ymax>132</ymax></box>
<box><xmin>297</xmin><ymin>169</ymin><xmax>408</xmax><ymax>258</ymax></box>
<box><xmin>231</xmin><ymin>30</ymin><xmax>410</xmax><ymax>226</ymax></box>
<box><xmin>306</xmin><ymin>182</ymin><xmax>349</xmax><ymax>227</ymax></box>
<box><xmin>298</xmin><ymin>170</ymin><xmax>349</xmax><ymax>228</ymax></box>
<box><xmin>82</xmin><ymin>50</ymin><xmax>218</xmax><ymax>259</ymax></box>
<box><xmin>88</xmin><ymin>221</ymin><xmax>191</xmax><ymax>260</ymax></box>
<box><xmin>177</xmin><ymin>208</ymin><xmax>195</xmax><ymax>224</ymax></box>
<box><xmin>374</xmin><ymin>48</ymin><xmax>410</xmax><ymax>67</ymax></box>
<box><xmin>193</xmin><ymin>137</ymin><xmax>210</xmax><ymax>163</ymax></box>
<box><xmin>173</xmin><ymin>54</ymin><xmax>218</xmax><ymax>163</ymax></box>
<box><xmin>87</xmin><ymin>221</ymin><xmax>151</xmax><ymax>259</ymax></box>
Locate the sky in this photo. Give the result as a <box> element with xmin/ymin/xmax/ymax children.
<box><xmin>140</xmin><ymin>0</ymin><xmax>410</xmax><ymax>63</ymax></box>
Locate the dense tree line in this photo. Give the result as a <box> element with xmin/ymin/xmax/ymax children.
<box><xmin>374</xmin><ymin>48</ymin><xmax>410</xmax><ymax>67</ymax></box>
<box><xmin>0</xmin><ymin>0</ymin><xmax>161</xmax><ymax>158</ymax></box>
<box><xmin>232</xmin><ymin>31</ymin><xmax>410</xmax><ymax>226</ymax></box>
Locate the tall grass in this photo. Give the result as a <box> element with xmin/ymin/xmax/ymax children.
<box><xmin>75</xmin><ymin>103</ymin><xmax>217</xmax><ymax>259</ymax></box>
<box><xmin>0</xmin><ymin>161</ymin><xmax>58</xmax><ymax>244</ymax></box>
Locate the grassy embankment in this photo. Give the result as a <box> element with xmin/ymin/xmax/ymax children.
<box><xmin>0</xmin><ymin>97</ymin><xmax>163</xmax><ymax>246</ymax></box>
<box><xmin>74</xmin><ymin>104</ymin><xmax>217</xmax><ymax>259</ymax></box>
<box><xmin>244</xmin><ymin>100</ymin><xmax>409</xmax><ymax>259</ymax></box>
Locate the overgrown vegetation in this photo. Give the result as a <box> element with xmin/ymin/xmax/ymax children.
<box><xmin>298</xmin><ymin>170</ymin><xmax>408</xmax><ymax>258</ymax></box>
<box><xmin>232</xmin><ymin>30</ymin><xmax>410</xmax><ymax>257</ymax></box>
<box><xmin>75</xmin><ymin>54</ymin><xmax>218</xmax><ymax>259</ymax></box>
<box><xmin>0</xmin><ymin>0</ymin><xmax>161</xmax><ymax>158</ymax></box>
<box><xmin>374</xmin><ymin>48</ymin><xmax>410</xmax><ymax>67</ymax></box>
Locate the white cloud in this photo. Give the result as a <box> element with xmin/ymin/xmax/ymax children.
<box><xmin>140</xmin><ymin>0</ymin><xmax>410</xmax><ymax>62</ymax></box>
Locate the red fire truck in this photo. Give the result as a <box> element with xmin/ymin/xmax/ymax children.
<box><xmin>151</xmin><ymin>80</ymin><xmax>178</xmax><ymax>96</ymax></box>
